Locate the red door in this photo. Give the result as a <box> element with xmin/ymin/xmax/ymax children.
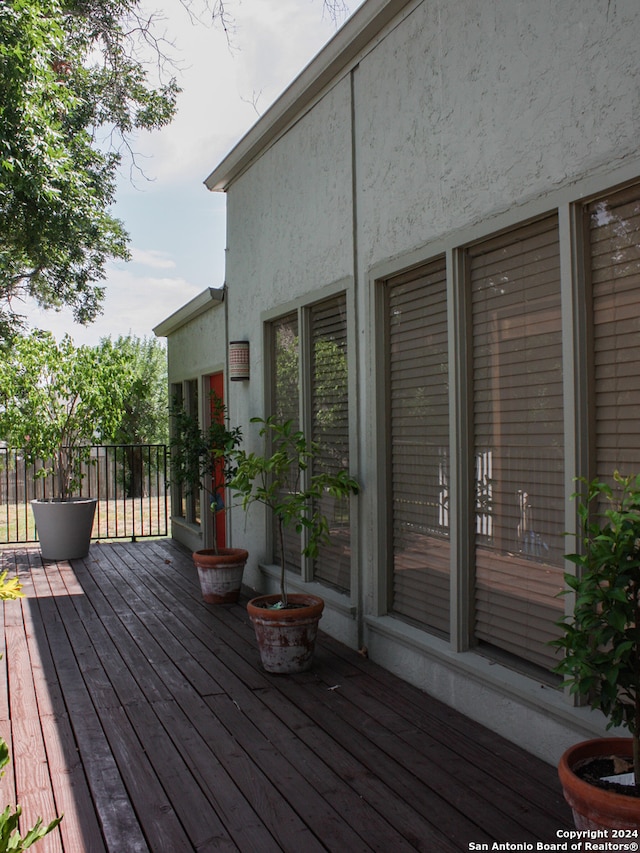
<box><xmin>209</xmin><ymin>372</ymin><xmax>226</xmax><ymax>549</ymax></box>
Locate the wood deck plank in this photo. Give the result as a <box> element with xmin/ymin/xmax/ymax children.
<box><xmin>307</xmin><ymin>648</ymin><xmax>564</xmax><ymax>839</ymax></box>
<box><xmin>163</xmin><ymin>588</ymin><xmax>491</xmax><ymax>850</ymax></box>
<box><xmin>50</xmin><ymin>561</ymin><xmax>239</xmax><ymax>852</ymax></box>
<box><xmin>19</xmin><ymin>552</ymin><xmax>106</xmax><ymax>853</ymax></box>
<box><xmin>3</xmin><ymin>562</ymin><xmax>62</xmax><ymax>853</ymax></box>
<box><xmin>97</xmin><ymin>544</ymin><xmax>441</xmax><ymax>851</ymax></box>
<box><xmin>80</xmin><ymin>549</ymin><xmax>328</xmax><ymax>852</ymax></box>
<box><xmin>0</xmin><ymin>541</ymin><xmax>573</xmax><ymax>852</ymax></box>
<box><xmin>69</xmin><ymin>552</ymin><xmax>297</xmax><ymax>851</ymax></box>
<box><xmin>104</xmin><ymin>540</ymin><xmax>573</xmax><ymax>847</ymax></box>
<box><xmin>27</xmin><ymin>556</ymin><xmax>150</xmax><ymax>853</ymax></box>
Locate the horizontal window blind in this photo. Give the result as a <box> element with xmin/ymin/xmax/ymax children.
<box><xmin>310</xmin><ymin>295</ymin><xmax>351</xmax><ymax>592</ymax></box>
<box><xmin>470</xmin><ymin>217</ymin><xmax>565</xmax><ymax>671</ymax></box>
<box><xmin>387</xmin><ymin>258</ymin><xmax>450</xmax><ymax>637</ymax></box>
<box><xmin>271</xmin><ymin>313</ymin><xmax>302</xmax><ymax>574</ymax></box>
<box><xmin>590</xmin><ymin>185</ymin><xmax>640</xmax><ymax>480</ymax></box>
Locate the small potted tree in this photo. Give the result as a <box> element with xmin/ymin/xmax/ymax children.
<box><xmin>0</xmin><ymin>331</ymin><xmax>130</xmax><ymax>561</ymax></box>
<box><xmin>228</xmin><ymin>416</ymin><xmax>359</xmax><ymax>673</ymax></box>
<box><xmin>170</xmin><ymin>391</ymin><xmax>247</xmax><ymax>603</ymax></box>
<box><xmin>552</xmin><ymin>471</ymin><xmax>640</xmax><ymax>830</ymax></box>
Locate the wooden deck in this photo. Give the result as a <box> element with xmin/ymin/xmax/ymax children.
<box><xmin>0</xmin><ymin>539</ymin><xmax>572</xmax><ymax>852</ymax></box>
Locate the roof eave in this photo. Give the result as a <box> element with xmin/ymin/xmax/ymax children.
<box><xmin>153</xmin><ymin>286</ymin><xmax>225</xmax><ymax>337</ymax></box>
<box><xmin>204</xmin><ymin>0</ymin><xmax>413</xmax><ymax>193</ymax></box>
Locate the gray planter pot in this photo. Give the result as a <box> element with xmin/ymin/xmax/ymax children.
<box><xmin>31</xmin><ymin>498</ymin><xmax>97</xmax><ymax>561</ymax></box>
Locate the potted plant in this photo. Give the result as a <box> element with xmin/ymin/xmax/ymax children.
<box><xmin>0</xmin><ymin>331</ymin><xmax>130</xmax><ymax>560</ymax></box>
<box><xmin>552</xmin><ymin>471</ymin><xmax>640</xmax><ymax>830</ymax></box>
<box><xmin>228</xmin><ymin>415</ymin><xmax>359</xmax><ymax>673</ymax></box>
<box><xmin>170</xmin><ymin>390</ymin><xmax>247</xmax><ymax>603</ymax></box>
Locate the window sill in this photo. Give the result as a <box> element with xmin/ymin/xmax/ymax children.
<box><xmin>258</xmin><ymin>562</ymin><xmax>356</xmax><ymax>619</ymax></box>
<box><xmin>364</xmin><ymin>613</ymin><xmax>614</xmax><ymax>749</ymax></box>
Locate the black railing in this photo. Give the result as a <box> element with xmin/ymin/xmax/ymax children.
<box><xmin>0</xmin><ymin>445</ymin><xmax>169</xmax><ymax>544</ymax></box>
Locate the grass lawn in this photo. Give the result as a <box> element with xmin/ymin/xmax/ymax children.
<box><xmin>0</xmin><ymin>496</ymin><xmax>169</xmax><ymax>544</ymax></box>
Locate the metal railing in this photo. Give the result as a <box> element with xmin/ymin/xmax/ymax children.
<box><xmin>0</xmin><ymin>445</ymin><xmax>169</xmax><ymax>544</ymax></box>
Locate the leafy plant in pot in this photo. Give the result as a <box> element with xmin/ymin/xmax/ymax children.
<box><xmin>0</xmin><ymin>331</ymin><xmax>130</xmax><ymax>561</ymax></box>
<box><xmin>170</xmin><ymin>391</ymin><xmax>247</xmax><ymax>603</ymax></box>
<box><xmin>228</xmin><ymin>416</ymin><xmax>359</xmax><ymax>674</ymax></box>
<box><xmin>552</xmin><ymin>471</ymin><xmax>640</xmax><ymax>830</ymax></box>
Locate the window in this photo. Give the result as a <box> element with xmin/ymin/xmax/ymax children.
<box><xmin>271</xmin><ymin>314</ymin><xmax>300</xmax><ymax>428</ymax></box>
<box><xmin>310</xmin><ymin>294</ymin><xmax>351</xmax><ymax>591</ymax></box>
<box><xmin>267</xmin><ymin>293</ymin><xmax>352</xmax><ymax>591</ymax></box>
<box><xmin>385</xmin><ymin>259</ymin><xmax>450</xmax><ymax>637</ymax></box>
<box><xmin>374</xmin><ymin>178</ymin><xmax>640</xmax><ymax>679</ymax></box>
<box><xmin>170</xmin><ymin>378</ymin><xmax>200</xmax><ymax>525</ymax></box>
<box><xmin>270</xmin><ymin>313</ymin><xmax>301</xmax><ymax>574</ymax></box>
<box><xmin>589</xmin><ymin>185</ymin><xmax>640</xmax><ymax>481</ymax></box>
<box><xmin>469</xmin><ymin>216</ymin><xmax>565</xmax><ymax>671</ymax></box>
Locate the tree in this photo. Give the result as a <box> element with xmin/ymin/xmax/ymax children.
<box><xmin>229</xmin><ymin>416</ymin><xmax>359</xmax><ymax>606</ymax></box>
<box><xmin>101</xmin><ymin>335</ymin><xmax>168</xmax><ymax>497</ymax></box>
<box><xmin>0</xmin><ymin>0</ymin><xmax>351</xmax><ymax>341</ymax></box>
<box><xmin>0</xmin><ymin>330</ymin><xmax>131</xmax><ymax>500</ymax></box>
<box><xmin>104</xmin><ymin>335</ymin><xmax>168</xmax><ymax>446</ymax></box>
<box><xmin>0</xmin><ymin>0</ymin><xmax>181</xmax><ymax>340</ymax></box>
<box><xmin>170</xmin><ymin>390</ymin><xmax>242</xmax><ymax>552</ymax></box>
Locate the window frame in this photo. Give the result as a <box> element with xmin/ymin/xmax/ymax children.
<box><xmin>262</xmin><ymin>279</ymin><xmax>357</xmax><ymax>591</ymax></box>
<box><xmin>371</xmin><ymin>174</ymin><xmax>640</xmax><ymax>680</ymax></box>
<box><xmin>381</xmin><ymin>256</ymin><xmax>452</xmax><ymax>639</ymax></box>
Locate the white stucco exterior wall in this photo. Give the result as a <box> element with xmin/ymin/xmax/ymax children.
<box><xmin>154</xmin><ymin>292</ymin><xmax>227</xmax><ymax>553</ymax></box>
<box><xmin>208</xmin><ymin>0</ymin><xmax>640</xmax><ymax>764</ymax></box>
<box><xmin>165</xmin><ymin>307</ymin><xmax>226</xmax><ymax>386</ymax></box>
<box><xmin>224</xmin><ymin>77</ymin><xmax>356</xmax><ymax>597</ymax></box>
<box><xmin>354</xmin><ymin>0</ymin><xmax>640</xmax><ymax>266</ymax></box>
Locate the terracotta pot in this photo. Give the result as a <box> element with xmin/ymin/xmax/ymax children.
<box><xmin>31</xmin><ymin>498</ymin><xmax>97</xmax><ymax>561</ymax></box>
<box><xmin>558</xmin><ymin>738</ymin><xmax>640</xmax><ymax>830</ymax></box>
<box><xmin>247</xmin><ymin>593</ymin><xmax>324</xmax><ymax>674</ymax></box>
<box><xmin>192</xmin><ymin>548</ymin><xmax>248</xmax><ymax>604</ymax></box>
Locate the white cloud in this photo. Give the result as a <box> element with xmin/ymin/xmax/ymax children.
<box><xmin>126</xmin><ymin>0</ymin><xmax>359</xmax><ymax>186</ymax></box>
<box><xmin>130</xmin><ymin>247</ymin><xmax>177</xmax><ymax>269</ymax></box>
<box><xmin>26</xmin><ymin>264</ymin><xmax>201</xmax><ymax>346</ymax></box>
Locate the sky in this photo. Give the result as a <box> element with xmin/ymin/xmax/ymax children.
<box><xmin>25</xmin><ymin>0</ymin><xmax>365</xmax><ymax>346</ymax></box>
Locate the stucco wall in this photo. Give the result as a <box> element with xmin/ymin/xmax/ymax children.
<box><xmin>161</xmin><ymin>300</ymin><xmax>226</xmax><ymax>554</ymax></box>
<box><xmin>355</xmin><ymin>0</ymin><xmax>640</xmax><ymax>266</ymax></box>
<box><xmin>226</xmin><ymin>77</ymin><xmax>354</xmax><ymax>308</ymax></box>
<box><xmin>166</xmin><ymin>303</ymin><xmax>226</xmax><ymax>384</ymax></box>
<box><xmin>224</xmin><ymin>77</ymin><xmax>355</xmax><ymax>593</ymax></box>
<box><xmin>219</xmin><ymin>0</ymin><xmax>640</xmax><ymax>763</ymax></box>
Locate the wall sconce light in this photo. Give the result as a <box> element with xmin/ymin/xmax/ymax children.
<box><xmin>229</xmin><ymin>340</ymin><xmax>250</xmax><ymax>381</ymax></box>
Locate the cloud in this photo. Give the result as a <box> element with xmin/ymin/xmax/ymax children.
<box><xmin>26</xmin><ymin>263</ymin><xmax>201</xmax><ymax>346</ymax></box>
<box><xmin>130</xmin><ymin>247</ymin><xmax>177</xmax><ymax>270</ymax></box>
<box><xmin>22</xmin><ymin>0</ymin><xmax>364</xmax><ymax>345</ymax></box>
<box><xmin>126</xmin><ymin>0</ymin><xmax>360</xmax><ymax>186</ymax></box>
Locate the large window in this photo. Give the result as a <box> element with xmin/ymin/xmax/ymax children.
<box><xmin>268</xmin><ymin>294</ymin><xmax>352</xmax><ymax>591</ymax></box>
<box><xmin>270</xmin><ymin>313</ymin><xmax>301</xmax><ymax>575</ymax></box>
<box><xmin>469</xmin><ymin>217</ymin><xmax>565</xmax><ymax>671</ymax></box>
<box><xmin>376</xmin><ymin>177</ymin><xmax>640</xmax><ymax>678</ymax></box>
<box><xmin>310</xmin><ymin>295</ymin><xmax>351</xmax><ymax>591</ymax></box>
<box><xmin>385</xmin><ymin>259</ymin><xmax>450</xmax><ymax>637</ymax></box>
<box><xmin>589</xmin><ymin>185</ymin><xmax>640</xmax><ymax>480</ymax></box>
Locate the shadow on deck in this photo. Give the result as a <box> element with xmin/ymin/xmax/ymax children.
<box><xmin>0</xmin><ymin>539</ymin><xmax>572</xmax><ymax>852</ymax></box>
